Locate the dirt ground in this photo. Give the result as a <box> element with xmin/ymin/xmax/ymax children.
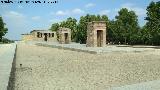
<box><xmin>14</xmin><ymin>42</ymin><xmax>160</xmax><ymax>90</ymax></box>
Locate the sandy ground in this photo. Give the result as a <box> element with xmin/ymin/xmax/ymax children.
<box><xmin>14</xmin><ymin>42</ymin><xmax>160</xmax><ymax>90</ymax></box>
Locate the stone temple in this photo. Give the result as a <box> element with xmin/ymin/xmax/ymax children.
<box><xmin>21</xmin><ymin>30</ymin><xmax>57</xmax><ymax>42</ymax></box>
<box><xmin>86</xmin><ymin>21</ymin><xmax>106</xmax><ymax>47</ymax></box>
<box><xmin>58</xmin><ymin>27</ymin><xmax>71</xmax><ymax>44</ymax></box>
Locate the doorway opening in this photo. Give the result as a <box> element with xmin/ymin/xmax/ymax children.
<box><xmin>97</xmin><ymin>30</ymin><xmax>103</xmax><ymax>47</ymax></box>
<box><xmin>44</xmin><ymin>33</ymin><xmax>48</xmax><ymax>41</ymax></box>
<box><xmin>64</xmin><ymin>33</ymin><xmax>68</xmax><ymax>43</ymax></box>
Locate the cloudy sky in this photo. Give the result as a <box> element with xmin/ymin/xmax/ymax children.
<box><xmin>0</xmin><ymin>0</ymin><xmax>158</xmax><ymax>40</ymax></box>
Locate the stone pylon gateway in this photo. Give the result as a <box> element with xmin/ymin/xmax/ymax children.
<box><xmin>58</xmin><ymin>27</ymin><xmax>71</xmax><ymax>44</ymax></box>
<box><xmin>86</xmin><ymin>21</ymin><xmax>106</xmax><ymax>47</ymax></box>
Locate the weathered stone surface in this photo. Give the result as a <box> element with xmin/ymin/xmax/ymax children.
<box><xmin>58</xmin><ymin>27</ymin><xmax>71</xmax><ymax>44</ymax></box>
<box><xmin>22</xmin><ymin>30</ymin><xmax>57</xmax><ymax>42</ymax></box>
<box><xmin>87</xmin><ymin>21</ymin><xmax>106</xmax><ymax>47</ymax></box>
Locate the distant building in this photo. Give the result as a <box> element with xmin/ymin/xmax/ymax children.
<box><xmin>21</xmin><ymin>30</ymin><xmax>57</xmax><ymax>42</ymax></box>
<box><xmin>21</xmin><ymin>33</ymin><xmax>33</xmax><ymax>41</ymax></box>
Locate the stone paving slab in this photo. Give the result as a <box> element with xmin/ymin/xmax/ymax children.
<box><xmin>34</xmin><ymin>41</ymin><xmax>155</xmax><ymax>54</ymax></box>
<box><xmin>110</xmin><ymin>80</ymin><xmax>160</xmax><ymax>90</ymax></box>
<box><xmin>0</xmin><ymin>43</ymin><xmax>16</xmax><ymax>90</ymax></box>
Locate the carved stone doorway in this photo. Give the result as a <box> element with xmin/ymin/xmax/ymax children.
<box><xmin>97</xmin><ymin>30</ymin><xmax>103</xmax><ymax>47</ymax></box>
<box><xmin>44</xmin><ymin>33</ymin><xmax>48</xmax><ymax>41</ymax></box>
<box><xmin>64</xmin><ymin>33</ymin><xmax>68</xmax><ymax>44</ymax></box>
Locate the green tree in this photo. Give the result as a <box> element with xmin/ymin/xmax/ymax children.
<box><xmin>108</xmin><ymin>20</ymin><xmax>120</xmax><ymax>43</ymax></box>
<box><xmin>49</xmin><ymin>23</ymin><xmax>60</xmax><ymax>40</ymax></box>
<box><xmin>0</xmin><ymin>16</ymin><xmax>8</xmax><ymax>42</ymax></box>
<box><xmin>145</xmin><ymin>1</ymin><xmax>160</xmax><ymax>45</ymax></box>
<box><xmin>75</xmin><ymin>16</ymin><xmax>87</xmax><ymax>43</ymax></box>
<box><xmin>109</xmin><ymin>8</ymin><xmax>140</xmax><ymax>44</ymax></box>
<box><xmin>60</xmin><ymin>17</ymin><xmax>77</xmax><ymax>41</ymax></box>
<box><xmin>101</xmin><ymin>15</ymin><xmax>109</xmax><ymax>42</ymax></box>
<box><xmin>50</xmin><ymin>23</ymin><xmax>59</xmax><ymax>32</ymax></box>
<box><xmin>140</xmin><ymin>25</ymin><xmax>152</xmax><ymax>45</ymax></box>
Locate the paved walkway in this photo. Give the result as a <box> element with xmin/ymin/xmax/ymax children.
<box><xmin>110</xmin><ymin>80</ymin><xmax>160</xmax><ymax>90</ymax></box>
<box><xmin>35</xmin><ymin>41</ymin><xmax>155</xmax><ymax>54</ymax></box>
<box><xmin>0</xmin><ymin>43</ymin><xmax>16</xmax><ymax>90</ymax></box>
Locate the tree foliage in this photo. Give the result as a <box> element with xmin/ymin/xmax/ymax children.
<box><xmin>50</xmin><ymin>23</ymin><xmax>59</xmax><ymax>32</ymax></box>
<box><xmin>0</xmin><ymin>16</ymin><xmax>8</xmax><ymax>42</ymax></box>
<box><xmin>145</xmin><ymin>1</ymin><xmax>160</xmax><ymax>45</ymax></box>
<box><xmin>108</xmin><ymin>8</ymin><xmax>140</xmax><ymax>44</ymax></box>
<box><xmin>49</xmin><ymin>23</ymin><xmax>60</xmax><ymax>40</ymax></box>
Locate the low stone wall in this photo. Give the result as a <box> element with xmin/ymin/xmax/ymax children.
<box><xmin>36</xmin><ymin>43</ymin><xmax>97</xmax><ymax>54</ymax></box>
<box><xmin>7</xmin><ymin>45</ymin><xmax>17</xmax><ymax>90</ymax></box>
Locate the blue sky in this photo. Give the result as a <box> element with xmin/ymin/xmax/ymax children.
<box><xmin>0</xmin><ymin>0</ymin><xmax>158</xmax><ymax>40</ymax></box>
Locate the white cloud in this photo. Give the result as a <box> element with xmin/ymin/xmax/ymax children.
<box><xmin>4</xmin><ymin>11</ymin><xmax>25</xmax><ymax>18</ymax></box>
<box><xmin>121</xmin><ymin>3</ymin><xmax>134</xmax><ymax>8</ymax></box>
<box><xmin>54</xmin><ymin>8</ymin><xmax>85</xmax><ymax>16</ymax></box>
<box><xmin>17</xmin><ymin>5</ymin><xmax>23</xmax><ymax>9</ymax></box>
<box><xmin>130</xmin><ymin>7</ymin><xmax>146</xmax><ymax>16</ymax></box>
<box><xmin>85</xmin><ymin>3</ymin><xmax>96</xmax><ymax>8</ymax></box>
<box><xmin>3</xmin><ymin>11</ymin><xmax>27</xmax><ymax>27</ymax></box>
<box><xmin>121</xmin><ymin>3</ymin><xmax>146</xmax><ymax>16</ymax></box>
<box><xmin>2</xmin><ymin>11</ymin><xmax>30</xmax><ymax>40</ymax></box>
<box><xmin>31</xmin><ymin>16</ymin><xmax>41</xmax><ymax>20</ymax></box>
<box><xmin>55</xmin><ymin>10</ymin><xmax>69</xmax><ymax>16</ymax></box>
<box><xmin>49</xmin><ymin>19</ymin><xmax>62</xmax><ymax>23</ymax></box>
<box><xmin>99</xmin><ymin>10</ymin><xmax>111</xmax><ymax>15</ymax></box>
<box><xmin>72</xmin><ymin>8</ymin><xmax>85</xmax><ymax>14</ymax></box>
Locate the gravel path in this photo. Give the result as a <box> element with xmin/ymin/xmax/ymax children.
<box><xmin>14</xmin><ymin>42</ymin><xmax>160</xmax><ymax>90</ymax></box>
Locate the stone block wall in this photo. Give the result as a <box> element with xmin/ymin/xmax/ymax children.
<box><xmin>86</xmin><ymin>21</ymin><xmax>106</xmax><ymax>47</ymax></box>
<box><xmin>58</xmin><ymin>27</ymin><xmax>71</xmax><ymax>44</ymax></box>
